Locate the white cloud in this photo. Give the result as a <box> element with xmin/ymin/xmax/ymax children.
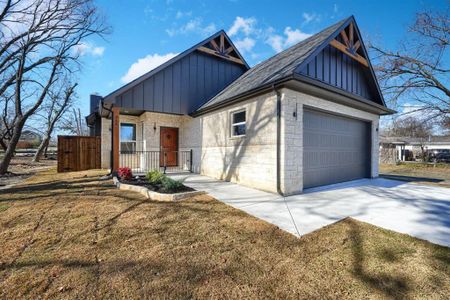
<box><xmin>284</xmin><ymin>27</ymin><xmax>312</xmax><ymax>47</ymax></box>
<box><xmin>73</xmin><ymin>42</ymin><xmax>105</xmax><ymax>57</ymax></box>
<box><xmin>302</xmin><ymin>12</ymin><xmax>321</xmax><ymax>24</ymax></box>
<box><xmin>333</xmin><ymin>4</ymin><xmax>339</xmax><ymax>14</ymax></box>
<box><xmin>175</xmin><ymin>10</ymin><xmax>192</xmax><ymax>19</ymax></box>
<box><xmin>266</xmin><ymin>34</ymin><xmax>284</xmax><ymax>53</ymax></box>
<box><xmin>234</xmin><ymin>37</ymin><xmax>256</xmax><ymax>54</ymax></box>
<box><xmin>228</xmin><ymin>16</ymin><xmax>257</xmax><ymax>37</ymax></box>
<box><xmin>121</xmin><ymin>53</ymin><xmax>179</xmax><ymax>83</ymax></box>
<box><xmin>265</xmin><ymin>27</ymin><xmax>312</xmax><ymax>53</ymax></box>
<box><xmin>166</xmin><ymin>18</ymin><xmax>216</xmax><ymax>37</ymax></box>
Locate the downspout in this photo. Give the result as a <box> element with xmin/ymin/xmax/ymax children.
<box><xmin>273</xmin><ymin>85</ymin><xmax>284</xmax><ymax>196</ymax></box>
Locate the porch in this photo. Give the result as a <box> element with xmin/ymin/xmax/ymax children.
<box><xmin>119</xmin><ymin>149</ymin><xmax>193</xmax><ymax>174</ymax></box>
<box><xmin>103</xmin><ymin>107</ymin><xmax>200</xmax><ymax>174</ymax></box>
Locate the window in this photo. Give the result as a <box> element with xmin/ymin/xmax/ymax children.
<box><xmin>120</xmin><ymin>123</ymin><xmax>136</xmax><ymax>153</ymax></box>
<box><xmin>231</xmin><ymin>110</ymin><xmax>246</xmax><ymax>137</ymax></box>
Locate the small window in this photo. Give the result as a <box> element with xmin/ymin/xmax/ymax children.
<box><xmin>231</xmin><ymin>110</ymin><xmax>246</xmax><ymax>137</ymax></box>
<box><xmin>120</xmin><ymin>123</ymin><xmax>136</xmax><ymax>153</ymax></box>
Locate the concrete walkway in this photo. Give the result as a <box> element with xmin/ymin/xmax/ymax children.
<box><xmin>172</xmin><ymin>173</ymin><xmax>450</xmax><ymax>248</ymax></box>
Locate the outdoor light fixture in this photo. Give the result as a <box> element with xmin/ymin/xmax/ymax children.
<box><xmin>153</xmin><ymin>122</ymin><xmax>157</xmax><ymax>131</ymax></box>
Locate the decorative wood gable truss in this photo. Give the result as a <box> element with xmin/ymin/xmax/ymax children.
<box><xmin>296</xmin><ymin>18</ymin><xmax>385</xmax><ymax>106</ymax></box>
<box><xmin>102</xmin><ymin>30</ymin><xmax>249</xmax><ymax>116</ymax></box>
<box><xmin>329</xmin><ymin>22</ymin><xmax>368</xmax><ymax>67</ymax></box>
<box><xmin>197</xmin><ymin>33</ymin><xmax>246</xmax><ymax>66</ymax></box>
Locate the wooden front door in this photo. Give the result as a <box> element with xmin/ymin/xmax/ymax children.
<box><xmin>160</xmin><ymin>127</ymin><xmax>178</xmax><ymax>167</ymax></box>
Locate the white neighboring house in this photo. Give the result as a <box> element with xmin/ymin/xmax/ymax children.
<box><xmin>379</xmin><ymin>135</ymin><xmax>450</xmax><ymax>162</ymax></box>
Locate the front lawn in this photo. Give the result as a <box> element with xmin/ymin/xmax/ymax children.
<box><xmin>380</xmin><ymin>162</ymin><xmax>450</xmax><ymax>188</ymax></box>
<box><xmin>1</xmin><ymin>169</ymin><xmax>449</xmax><ymax>298</ymax></box>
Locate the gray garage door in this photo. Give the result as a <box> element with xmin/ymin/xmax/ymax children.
<box><xmin>303</xmin><ymin>109</ymin><xmax>371</xmax><ymax>189</ymax></box>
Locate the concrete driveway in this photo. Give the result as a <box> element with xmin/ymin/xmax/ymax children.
<box><xmin>173</xmin><ymin>174</ymin><xmax>450</xmax><ymax>248</ymax></box>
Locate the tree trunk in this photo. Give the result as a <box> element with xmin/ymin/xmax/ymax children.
<box><xmin>0</xmin><ymin>118</ymin><xmax>25</xmax><ymax>174</ymax></box>
<box><xmin>44</xmin><ymin>142</ymin><xmax>49</xmax><ymax>158</ymax></box>
<box><xmin>0</xmin><ymin>138</ymin><xmax>7</xmax><ymax>151</ymax></box>
<box><xmin>32</xmin><ymin>135</ymin><xmax>50</xmax><ymax>162</ymax></box>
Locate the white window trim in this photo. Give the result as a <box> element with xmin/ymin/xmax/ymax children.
<box><xmin>230</xmin><ymin>109</ymin><xmax>246</xmax><ymax>138</ymax></box>
<box><xmin>120</xmin><ymin>123</ymin><xmax>137</xmax><ymax>152</ymax></box>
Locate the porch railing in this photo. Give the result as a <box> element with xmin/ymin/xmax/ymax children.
<box><xmin>119</xmin><ymin>150</ymin><xmax>193</xmax><ymax>174</ymax></box>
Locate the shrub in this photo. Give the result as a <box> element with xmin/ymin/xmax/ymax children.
<box><xmin>161</xmin><ymin>177</ymin><xmax>183</xmax><ymax>192</ymax></box>
<box><xmin>118</xmin><ymin>167</ymin><xmax>132</xmax><ymax>180</ymax></box>
<box><xmin>146</xmin><ymin>170</ymin><xmax>165</xmax><ymax>184</ymax></box>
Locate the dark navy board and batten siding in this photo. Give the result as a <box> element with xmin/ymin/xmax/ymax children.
<box><xmin>297</xmin><ymin>42</ymin><xmax>383</xmax><ymax>106</ymax></box>
<box><xmin>114</xmin><ymin>51</ymin><xmax>247</xmax><ymax>115</ymax></box>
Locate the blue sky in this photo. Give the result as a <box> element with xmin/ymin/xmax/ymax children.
<box><xmin>77</xmin><ymin>0</ymin><xmax>447</xmax><ymax>117</ymax></box>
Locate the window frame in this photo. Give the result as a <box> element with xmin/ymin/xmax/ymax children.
<box><xmin>120</xmin><ymin>123</ymin><xmax>137</xmax><ymax>153</ymax></box>
<box><xmin>230</xmin><ymin>109</ymin><xmax>246</xmax><ymax>138</ymax></box>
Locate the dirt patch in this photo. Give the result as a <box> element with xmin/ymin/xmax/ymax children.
<box><xmin>0</xmin><ymin>169</ymin><xmax>449</xmax><ymax>299</ymax></box>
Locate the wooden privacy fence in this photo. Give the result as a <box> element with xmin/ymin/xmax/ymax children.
<box><xmin>57</xmin><ymin>136</ymin><xmax>101</xmax><ymax>172</ymax></box>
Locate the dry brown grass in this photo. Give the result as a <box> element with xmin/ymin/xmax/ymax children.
<box><xmin>380</xmin><ymin>163</ymin><xmax>450</xmax><ymax>188</ymax></box>
<box><xmin>0</xmin><ymin>168</ymin><xmax>449</xmax><ymax>299</ymax></box>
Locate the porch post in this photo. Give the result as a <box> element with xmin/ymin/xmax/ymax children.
<box><xmin>111</xmin><ymin>106</ymin><xmax>120</xmax><ymax>174</ymax></box>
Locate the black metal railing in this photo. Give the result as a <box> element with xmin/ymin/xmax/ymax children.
<box><xmin>119</xmin><ymin>150</ymin><xmax>193</xmax><ymax>174</ymax></box>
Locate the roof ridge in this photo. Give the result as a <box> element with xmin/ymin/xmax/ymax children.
<box><xmin>196</xmin><ymin>17</ymin><xmax>350</xmax><ymax>112</ymax></box>
<box><xmin>103</xmin><ymin>30</ymin><xmax>249</xmax><ymax>102</ymax></box>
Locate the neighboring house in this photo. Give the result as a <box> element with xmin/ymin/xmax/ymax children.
<box><xmin>380</xmin><ymin>135</ymin><xmax>450</xmax><ymax>162</ymax></box>
<box><xmin>86</xmin><ymin>16</ymin><xmax>394</xmax><ymax>195</ymax></box>
<box><xmin>17</xmin><ymin>130</ymin><xmax>42</xmax><ymax>149</ymax></box>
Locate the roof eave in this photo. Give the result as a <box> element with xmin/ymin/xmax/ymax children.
<box><xmin>291</xmin><ymin>74</ymin><xmax>396</xmax><ymax>115</ymax></box>
<box><xmin>191</xmin><ymin>76</ymin><xmax>293</xmax><ymax>117</ymax></box>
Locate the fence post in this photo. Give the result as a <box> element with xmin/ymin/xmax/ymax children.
<box><xmin>190</xmin><ymin>149</ymin><xmax>193</xmax><ymax>173</ymax></box>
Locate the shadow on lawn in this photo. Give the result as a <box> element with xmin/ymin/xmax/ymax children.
<box><xmin>0</xmin><ymin>177</ymin><xmax>116</xmax><ymax>202</ymax></box>
<box><xmin>346</xmin><ymin>218</ymin><xmax>411</xmax><ymax>299</ymax></box>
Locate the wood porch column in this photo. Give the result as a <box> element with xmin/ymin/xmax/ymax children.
<box><xmin>111</xmin><ymin>106</ymin><xmax>120</xmax><ymax>173</ymax></box>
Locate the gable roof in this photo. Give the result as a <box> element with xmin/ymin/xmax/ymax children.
<box><xmin>103</xmin><ymin>30</ymin><xmax>249</xmax><ymax>103</ymax></box>
<box><xmin>195</xmin><ymin>16</ymin><xmax>390</xmax><ymax>114</ymax></box>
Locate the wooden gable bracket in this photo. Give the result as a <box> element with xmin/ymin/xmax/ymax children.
<box><xmin>329</xmin><ymin>22</ymin><xmax>369</xmax><ymax>67</ymax></box>
<box><xmin>197</xmin><ymin>33</ymin><xmax>246</xmax><ymax>66</ymax></box>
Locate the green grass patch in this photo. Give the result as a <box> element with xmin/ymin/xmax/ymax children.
<box><xmin>0</xmin><ymin>203</ymin><xmax>11</xmax><ymax>212</ymax></box>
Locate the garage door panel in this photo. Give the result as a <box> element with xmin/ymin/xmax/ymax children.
<box><xmin>303</xmin><ymin>109</ymin><xmax>370</xmax><ymax>189</ymax></box>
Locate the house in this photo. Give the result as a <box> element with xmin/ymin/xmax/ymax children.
<box><xmin>379</xmin><ymin>135</ymin><xmax>450</xmax><ymax>163</ymax></box>
<box><xmin>17</xmin><ymin>130</ymin><xmax>42</xmax><ymax>149</ymax></box>
<box><xmin>86</xmin><ymin>16</ymin><xmax>394</xmax><ymax>195</ymax></box>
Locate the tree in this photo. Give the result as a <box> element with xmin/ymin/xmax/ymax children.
<box><xmin>32</xmin><ymin>80</ymin><xmax>77</xmax><ymax>162</ymax></box>
<box><xmin>390</xmin><ymin>116</ymin><xmax>433</xmax><ymax>138</ymax></box>
<box><xmin>389</xmin><ymin>116</ymin><xmax>433</xmax><ymax>160</ymax></box>
<box><xmin>370</xmin><ymin>10</ymin><xmax>449</xmax><ymax>124</ymax></box>
<box><xmin>0</xmin><ymin>0</ymin><xmax>109</xmax><ymax>174</ymax></box>
<box><xmin>60</xmin><ymin>107</ymin><xmax>89</xmax><ymax>136</ymax></box>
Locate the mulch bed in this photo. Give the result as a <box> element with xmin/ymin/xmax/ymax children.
<box><xmin>120</xmin><ymin>176</ymin><xmax>195</xmax><ymax>194</ymax></box>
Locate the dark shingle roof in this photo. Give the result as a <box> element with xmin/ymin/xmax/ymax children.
<box><xmin>195</xmin><ymin>17</ymin><xmax>348</xmax><ymax>112</ymax></box>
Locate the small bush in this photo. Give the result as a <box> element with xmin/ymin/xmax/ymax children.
<box><xmin>161</xmin><ymin>177</ymin><xmax>183</xmax><ymax>192</ymax></box>
<box><xmin>146</xmin><ymin>170</ymin><xmax>165</xmax><ymax>184</ymax></box>
<box><xmin>118</xmin><ymin>167</ymin><xmax>133</xmax><ymax>180</ymax></box>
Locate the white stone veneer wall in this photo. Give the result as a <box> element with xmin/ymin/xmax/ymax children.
<box><xmin>196</xmin><ymin>93</ymin><xmax>278</xmax><ymax>192</ymax></box>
